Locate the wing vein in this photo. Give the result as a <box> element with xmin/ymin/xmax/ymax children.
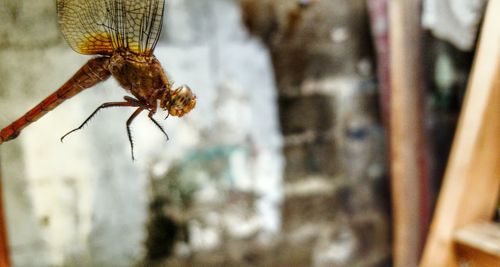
<box><xmin>57</xmin><ymin>0</ymin><xmax>165</xmax><ymax>55</ymax></box>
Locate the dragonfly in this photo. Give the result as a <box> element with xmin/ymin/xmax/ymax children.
<box><xmin>0</xmin><ymin>0</ymin><xmax>196</xmax><ymax>159</ymax></box>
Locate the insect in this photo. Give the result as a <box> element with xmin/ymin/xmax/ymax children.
<box><xmin>0</xmin><ymin>0</ymin><xmax>196</xmax><ymax>159</ymax></box>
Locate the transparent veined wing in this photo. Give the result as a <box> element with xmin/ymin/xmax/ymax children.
<box><xmin>57</xmin><ymin>0</ymin><xmax>165</xmax><ymax>56</ymax></box>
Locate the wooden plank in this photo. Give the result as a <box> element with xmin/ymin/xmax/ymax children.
<box><xmin>455</xmin><ymin>224</ymin><xmax>500</xmax><ymax>267</ymax></box>
<box><xmin>0</xmin><ymin>158</ymin><xmax>10</xmax><ymax>267</ymax></box>
<box><xmin>455</xmin><ymin>223</ymin><xmax>500</xmax><ymax>257</ymax></box>
<box><xmin>456</xmin><ymin>244</ymin><xmax>500</xmax><ymax>267</ymax></box>
<box><xmin>389</xmin><ymin>0</ymin><xmax>429</xmax><ymax>266</ymax></box>
<box><xmin>420</xmin><ymin>0</ymin><xmax>500</xmax><ymax>266</ymax></box>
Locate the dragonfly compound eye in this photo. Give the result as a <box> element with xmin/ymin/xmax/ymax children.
<box><xmin>169</xmin><ymin>85</ymin><xmax>197</xmax><ymax>117</ymax></box>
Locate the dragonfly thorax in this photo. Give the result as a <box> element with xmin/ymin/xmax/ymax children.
<box><xmin>106</xmin><ymin>52</ymin><xmax>196</xmax><ymax>117</ymax></box>
<box><xmin>107</xmin><ymin>52</ymin><xmax>166</xmax><ymax>102</ymax></box>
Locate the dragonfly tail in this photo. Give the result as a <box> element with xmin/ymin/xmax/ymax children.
<box><xmin>0</xmin><ymin>57</ymin><xmax>111</xmax><ymax>145</ymax></box>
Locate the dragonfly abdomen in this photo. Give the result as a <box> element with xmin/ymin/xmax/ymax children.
<box><xmin>0</xmin><ymin>57</ymin><xmax>111</xmax><ymax>144</ymax></box>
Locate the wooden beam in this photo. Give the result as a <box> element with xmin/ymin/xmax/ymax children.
<box><xmin>454</xmin><ymin>223</ymin><xmax>500</xmax><ymax>257</ymax></box>
<box><xmin>456</xmin><ymin>244</ymin><xmax>500</xmax><ymax>267</ymax></box>
<box><xmin>0</xmin><ymin>157</ymin><xmax>10</xmax><ymax>267</ymax></box>
<box><xmin>420</xmin><ymin>0</ymin><xmax>500</xmax><ymax>266</ymax></box>
<box><xmin>455</xmin><ymin>224</ymin><xmax>500</xmax><ymax>267</ymax></box>
<box><xmin>389</xmin><ymin>0</ymin><xmax>428</xmax><ymax>266</ymax></box>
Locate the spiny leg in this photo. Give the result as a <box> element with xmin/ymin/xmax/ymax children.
<box><xmin>126</xmin><ymin>108</ymin><xmax>145</xmax><ymax>161</ymax></box>
<box><xmin>148</xmin><ymin>112</ymin><xmax>169</xmax><ymax>141</ymax></box>
<box><xmin>124</xmin><ymin>96</ymin><xmax>144</xmax><ymax>106</ymax></box>
<box><xmin>61</xmin><ymin>101</ymin><xmax>135</xmax><ymax>142</ymax></box>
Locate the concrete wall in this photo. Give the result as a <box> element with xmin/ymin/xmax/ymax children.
<box><xmin>0</xmin><ymin>0</ymin><xmax>390</xmax><ymax>266</ymax></box>
<box><xmin>242</xmin><ymin>1</ymin><xmax>390</xmax><ymax>266</ymax></box>
<box><xmin>0</xmin><ymin>0</ymin><xmax>283</xmax><ymax>266</ymax></box>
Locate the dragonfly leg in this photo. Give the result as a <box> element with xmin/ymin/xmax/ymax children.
<box><xmin>123</xmin><ymin>96</ymin><xmax>145</xmax><ymax>107</ymax></box>
<box><xmin>126</xmin><ymin>108</ymin><xmax>145</xmax><ymax>161</ymax></box>
<box><xmin>61</xmin><ymin>101</ymin><xmax>135</xmax><ymax>142</ymax></box>
<box><xmin>125</xmin><ymin>95</ymin><xmax>169</xmax><ymax>142</ymax></box>
<box><xmin>148</xmin><ymin>111</ymin><xmax>169</xmax><ymax>141</ymax></box>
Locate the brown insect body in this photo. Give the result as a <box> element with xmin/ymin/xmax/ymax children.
<box><xmin>108</xmin><ymin>52</ymin><xmax>166</xmax><ymax>105</ymax></box>
<box><xmin>107</xmin><ymin>51</ymin><xmax>196</xmax><ymax>117</ymax></box>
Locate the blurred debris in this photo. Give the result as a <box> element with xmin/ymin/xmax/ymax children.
<box><xmin>422</xmin><ymin>0</ymin><xmax>487</xmax><ymax>51</ymax></box>
<box><xmin>241</xmin><ymin>0</ymin><xmax>390</xmax><ymax>266</ymax></box>
<box><xmin>423</xmin><ymin>38</ymin><xmax>475</xmax><ymax>195</ymax></box>
<box><xmin>366</xmin><ymin>0</ymin><xmax>391</xmax><ymax>130</ymax></box>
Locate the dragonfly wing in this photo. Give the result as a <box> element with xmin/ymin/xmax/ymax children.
<box><xmin>117</xmin><ymin>0</ymin><xmax>165</xmax><ymax>55</ymax></box>
<box><xmin>57</xmin><ymin>0</ymin><xmax>115</xmax><ymax>55</ymax></box>
<box><xmin>57</xmin><ymin>0</ymin><xmax>165</xmax><ymax>56</ymax></box>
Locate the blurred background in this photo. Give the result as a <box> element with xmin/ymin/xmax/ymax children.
<box><xmin>0</xmin><ymin>0</ymin><xmax>486</xmax><ymax>266</ymax></box>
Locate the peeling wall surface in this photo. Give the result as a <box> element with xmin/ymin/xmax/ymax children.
<box><xmin>0</xmin><ymin>0</ymin><xmax>283</xmax><ymax>266</ymax></box>
<box><xmin>0</xmin><ymin>0</ymin><xmax>390</xmax><ymax>266</ymax></box>
<box><xmin>241</xmin><ymin>0</ymin><xmax>390</xmax><ymax>266</ymax></box>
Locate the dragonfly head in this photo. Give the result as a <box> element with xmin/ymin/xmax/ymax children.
<box><xmin>165</xmin><ymin>85</ymin><xmax>197</xmax><ymax>117</ymax></box>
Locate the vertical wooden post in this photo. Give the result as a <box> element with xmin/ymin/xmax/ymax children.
<box><xmin>420</xmin><ymin>0</ymin><xmax>500</xmax><ymax>266</ymax></box>
<box><xmin>389</xmin><ymin>0</ymin><xmax>429</xmax><ymax>266</ymax></box>
<box><xmin>0</xmin><ymin>157</ymin><xmax>10</xmax><ymax>267</ymax></box>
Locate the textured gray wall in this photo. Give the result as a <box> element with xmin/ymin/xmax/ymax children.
<box><xmin>0</xmin><ymin>0</ymin><xmax>283</xmax><ymax>266</ymax></box>
<box><xmin>1</xmin><ymin>0</ymin><xmax>391</xmax><ymax>266</ymax></box>
<box><xmin>242</xmin><ymin>1</ymin><xmax>390</xmax><ymax>266</ymax></box>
